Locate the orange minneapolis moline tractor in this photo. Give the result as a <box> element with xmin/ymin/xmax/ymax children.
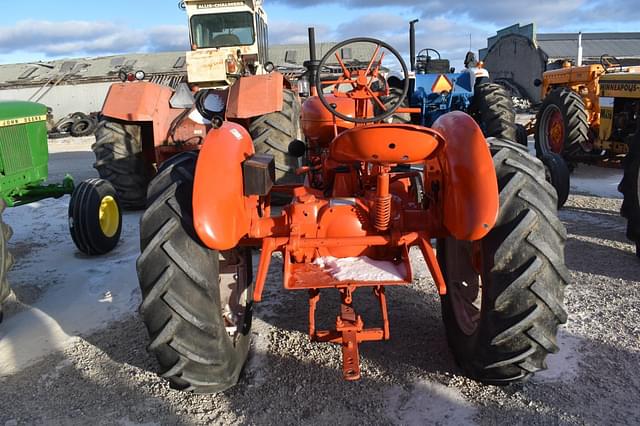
<box><xmin>534</xmin><ymin>53</ymin><xmax>640</xmax><ymax>257</ymax></box>
<box><xmin>136</xmin><ymin>30</ymin><xmax>569</xmax><ymax>393</ymax></box>
<box><xmin>93</xmin><ymin>0</ymin><xmax>300</xmax><ymax>209</ymax></box>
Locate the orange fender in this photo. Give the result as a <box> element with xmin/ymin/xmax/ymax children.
<box><xmin>101</xmin><ymin>81</ymin><xmax>188</xmax><ymax>148</ymax></box>
<box><xmin>226</xmin><ymin>73</ymin><xmax>285</xmax><ymax>119</ymax></box>
<box><xmin>193</xmin><ymin>122</ymin><xmax>256</xmax><ymax>250</ymax></box>
<box><xmin>102</xmin><ymin>81</ymin><xmax>173</xmax><ymax>122</ymax></box>
<box><xmin>432</xmin><ymin>111</ymin><xmax>499</xmax><ymax>241</ymax></box>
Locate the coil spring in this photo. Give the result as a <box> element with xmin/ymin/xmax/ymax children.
<box><xmin>375</xmin><ymin>195</ymin><xmax>392</xmax><ymax>231</ymax></box>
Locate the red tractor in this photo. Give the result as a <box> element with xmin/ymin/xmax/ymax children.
<box><xmin>136</xmin><ymin>31</ymin><xmax>569</xmax><ymax>393</ymax></box>
<box><xmin>93</xmin><ymin>0</ymin><xmax>300</xmax><ymax>209</ymax></box>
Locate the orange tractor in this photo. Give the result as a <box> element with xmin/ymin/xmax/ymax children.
<box><xmin>534</xmin><ymin>54</ymin><xmax>640</xmax><ymax>256</ymax></box>
<box><xmin>93</xmin><ymin>0</ymin><xmax>300</xmax><ymax>209</ymax></box>
<box><xmin>136</xmin><ymin>31</ymin><xmax>569</xmax><ymax>392</ymax></box>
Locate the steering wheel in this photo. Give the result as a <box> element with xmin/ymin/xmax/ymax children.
<box><xmin>600</xmin><ymin>54</ymin><xmax>623</xmax><ymax>72</ymax></box>
<box><xmin>315</xmin><ymin>37</ymin><xmax>410</xmax><ymax>124</ymax></box>
<box><xmin>417</xmin><ymin>48</ymin><xmax>441</xmax><ymax>61</ymax></box>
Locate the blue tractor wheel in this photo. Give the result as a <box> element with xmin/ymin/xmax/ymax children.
<box><xmin>470</xmin><ymin>83</ymin><xmax>517</xmax><ymax>142</ymax></box>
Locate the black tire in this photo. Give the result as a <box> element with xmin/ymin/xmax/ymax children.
<box><xmin>69</xmin><ymin>178</ymin><xmax>122</xmax><ymax>255</ymax></box>
<box><xmin>439</xmin><ymin>138</ymin><xmax>569</xmax><ymax>384</ymax></box>
<box><xmin>534</xmin><ymin>87</ymin><xmax>589</xmax><ymax>159</ymax></box>
<box><xmin>541</xmin><ymin>152</ymin><xmax>570</xmax><ymax>209</ymax></box>
<box><xmin>71</xmin><ymin>117</ymin><xmax>97</xmax><ymax>137</ymax></box>
<box><xmin>470</xmin><ymin>83</ymin><xmax>517</xmax><ymax>141</ymax></box>
<box><xmin>515</xmin><ymin>123</ymin><xmax>528</xmax><ymax>147</ymax></box>
<box><xmin>55</xmin><ymin>118</ymin><xmax>76</xmax><ymax>134</ymax></box>
<box><xmin>378</xmin><ymin>86</ymin><xmax>411</xmax><ymax>124</ymax></box>
<box><xmin>621</xmin><ymin>136</ymin><xmax>640</xmax><ymax>258</ymax></box>
<box><xmin>71</xmin><ymin>112</ymin><xmax>89</xmax><ymax>122</ymax></box>
<box><xmin>137</xmin><ymin>153</ymin><xmax>254</xmax><ymax>393</ymax></box>
<box><xmin>0</xmin><ymin>203</ymin><xmax>14</xmax><ymax>323</ymax></box>
<box><xmin>92</xmin><ymin>118</ymin><xmax>149</xmax><ymax>210</ymax></box>
<box><xmin>145</xmin><ymin>151</ymin><xmax>199</xmax><ymax>207</ymax></box>
<box><xmin>248</xmin><ymin>89</ymin><xmax>302</xmax><ymax>186</ymax></box>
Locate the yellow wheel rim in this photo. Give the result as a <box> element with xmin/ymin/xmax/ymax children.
<box><xmin>99</xmin><ymin>196</ymin><xmax>120</xmax><ymax>238</ymax></box>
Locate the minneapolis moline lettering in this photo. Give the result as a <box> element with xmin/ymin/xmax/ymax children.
<box><xmin>0</xmin><ymin>114</ymin><xmax>47</xmax><ymax>128</ymax></box>
<box><xmin>601</xmin><ymin>82</ymin><xmax>640</xmax><ymax>93</ymax></box>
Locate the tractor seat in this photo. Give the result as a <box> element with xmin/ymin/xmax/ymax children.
<box><xmin>212</xmin><ymin>33</ymin><xmax>241</xmax><ymax>46</ymax></box>
<box><xmin>330</xmin><ymin>124</ymin><xmax>443</xmax><ymax>164</ymax></box>
<box><xmin>419</xmin><ymin>59</ymin><xmax>451</xmax><ymax>74</ymax></box>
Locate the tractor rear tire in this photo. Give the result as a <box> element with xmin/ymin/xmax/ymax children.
<box><xmin>0</xmin><ymin>204</ymin><xmax>13</xmax><ymax>323</ymax></box>
<box><xmin>470</xmin><ymin>83</ymin><xmax>517</xmax><ymax>142</ymax></box>
<box><xmin>137</xmin><ymin>152</ymin><xmax>254</xmax><ymax>393</ymax></box>
<box><xmin>621</xmin><ymin>136</ymin><xmax>640</xmax><ymax>258</ymax></box>
<box><xmin>439</xmin><ymin>138</ymin><xmax>569</xmax><ymax>384</ymax></box>
<box><xmin>535</xmin><ymin>87</ymin><xmax>589</xmax><ymax>159</ymax></box>
<box><xmin>249</xmin><ymin>89</ymin><xmax>302</xmax><ymax>186</ymax></box>
<box><xmin>146</xmin><ymin>151</ymin><xmax>199</xmax><ymax>206</ymax></box>
<box><xmin>542</xmin><ymin>152</ymin><xmax>570</xmax><ymax>209</ymax></box>
<box><xmin>69</xmin><ymin>178</ymin><xmax>122</xmax><ymax>255</ymax></box>
<box><xmin>92</xmin><ymin>119</ymin><xmax>149</xmax><ymax>210</ymax></box>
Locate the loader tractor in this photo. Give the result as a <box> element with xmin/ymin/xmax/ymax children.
<box><xmin>93</xmin><ymin>0</ymin><xmax>300</xmax><ymax>209</ymax></box>
<box><xmin>534</xmin><ymin>55</ymin><xmax>640</xmax><ymax>257</ymax></box>
<box><xmin>0</xmin><ymin>101</ymin><xmax>122</xmax><ymax>321</ymax></box>
<box><xmin>135</xmin><ymin>29</ymin><xmax>569</xmax><ymax>393</ymax></box>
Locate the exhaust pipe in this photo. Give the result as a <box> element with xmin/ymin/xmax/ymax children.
<box><xmin>410</xmin><ymin>19</ymin><xmax>419</xmax><ymax>72</ymax></box>
<box><xmin>577</xmin><ymin>32</ymin><xmax>583</xmax><ymax>66</ymax></box>
<box><xmin>308</xmin><ymin>27</ymin><xmax>317</xmax><ymax>63</ymax></box>
<box><xmin>304</xmin><ymin>27</ymin><xmax>320</xmax><ymax>96</ymax></box>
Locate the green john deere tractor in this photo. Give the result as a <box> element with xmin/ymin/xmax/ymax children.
<box><xmin>0</xmin><ymin>101</ymin><xmax>123</xmax><ymax>321</ymax></box>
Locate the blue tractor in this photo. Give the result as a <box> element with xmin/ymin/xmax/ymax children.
<box><xmin>380</xmin><ymin>20</ymin><xmax>571</xmax><ymax>208</ymax></box>
<box><xmin>383</xmin><ymin>20</ymin><xmax>518</xmax><ymax>143</ymax></box>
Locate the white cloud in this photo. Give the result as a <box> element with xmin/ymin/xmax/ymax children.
<box><xmin>268</xmin><ymin>21</ymin><xmax>332</xmax><ymax>45</ymax></box>
<box><xmin>271</xmin><ymin>0</ymin><xmax>640</xmax><ymax>30</ymax></box>
<box><xmin>270</xmin><ymin>13</ymin><xmax>491</xmax><ymax>69</ymax></box>
<box><xmin>0</xmin><ymin>20</ymin><xmax>189</xmax><ymax>59</ymax></box>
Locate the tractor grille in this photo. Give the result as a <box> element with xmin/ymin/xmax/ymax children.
<box><xmin>0</xmin><ymin>125</ymin><xmax>34</xmax><ymax>175</ymax></box>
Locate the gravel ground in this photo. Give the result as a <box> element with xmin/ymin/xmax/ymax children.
<box><xmin>0</xmin><ymin>137</ymin><xmax>639</xmax><ymax>425</ymax></box>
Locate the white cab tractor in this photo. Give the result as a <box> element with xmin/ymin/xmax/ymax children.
<box><xmin>182</xmin><ymin>0</ymin><xmax>272</xmax><ymax>88</ymax></box>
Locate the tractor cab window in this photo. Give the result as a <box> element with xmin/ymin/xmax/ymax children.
<box><xmin>191</xmin><ymin>12</ymin><xmax>255</xmax><ymax>49</ymax></box>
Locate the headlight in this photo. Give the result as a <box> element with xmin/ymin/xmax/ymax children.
<box><xmin>264</xmin><ymin>62</ymin><xmax>275</xmax><ymax>73</ymax></box>
<box><xmin>134</xmin><ymin>70</ymin><xmax>146</xmax><ymax>81</ymax></box>
<box><xmin>204</xmin><ymin>92</ymin><xmax>226</xmax><ymax>113</ymax></box>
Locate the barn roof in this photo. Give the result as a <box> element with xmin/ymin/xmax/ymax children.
<box><xmin>479</xmin><ymin>23</ymin><xmax>640</xmax><ymax>62</ymax></box>
<box><xmin>537</xmin><ymin>32</ymin><xmax>640</xmax><ymax>60</ymax></box>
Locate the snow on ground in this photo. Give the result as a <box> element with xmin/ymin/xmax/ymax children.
<box><xmin>534</xmin><ymin>329</ymin><xmax>583</xmax><ymax>383</ymax></box>
<box><xmin>385</xmin><ymin>380</ymin><xmax>476</xmax><ymax>425</ymax></box>
<box><xmin>0</xmin><ymin>197</ymin><xmax>141</xmax><ymax>376</ymax></box>
<box><xmin>570</xmin><ymin>164</ymin><xmax>624</xmax><ymax>199</ymax></box>
<box><xmin>314</xmin><ymin>256</ymin><xmax>406</xmax><ymax>281</ymax></box>
<box><xmin>522</xmin><ymin>136</ymin><xmax>625</xmax><ymax>199</ymax></box>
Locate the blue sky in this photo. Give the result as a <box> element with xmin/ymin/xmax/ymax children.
<box><xmin>1</xmin><ymin>0</ymin><xmax>639</xmax><ymax>67</ymax></box>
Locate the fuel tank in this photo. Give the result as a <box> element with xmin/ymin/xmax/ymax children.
<box><xmin>301</xmin><ymin>95</ymin><xmax>356</xmax><ymax>148</ymax></box>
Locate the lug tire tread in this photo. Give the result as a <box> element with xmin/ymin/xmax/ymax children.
<box><xmin>92</xmin><ymin>119</ymin><xmax>149</xmax><ymax>209</ymax></box>
<box><xmin>137</xmin><ymin>154</ymin><xmax>250</xmax><ymax>393</ymax></box>
<box><xmin>440</xmin><ymin>138</ymin><xmax>569</xmax><ymax>384</ymax></box>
